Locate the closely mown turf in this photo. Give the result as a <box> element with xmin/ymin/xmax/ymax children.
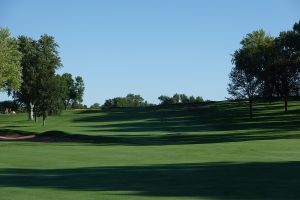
<box><xmin>0</xmin><ymin>101</ymin><xmax>300</xmax><ymax>200</ymax></box>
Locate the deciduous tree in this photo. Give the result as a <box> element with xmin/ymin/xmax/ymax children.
<box><xmin>0</xmin><ymin>28</ymin><xmax>22</xmax><ymax>91</ymax></box>
<box><xmin>228</xmin><ymin>30</ymin><xmax>273</xmax><ymax>119</ymax></box>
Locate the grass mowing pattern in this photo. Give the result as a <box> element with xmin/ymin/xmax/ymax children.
<box><xmin>0</xmin><ymin>101</ymin><xmax>299</xmax><ymax>199</ymax></box>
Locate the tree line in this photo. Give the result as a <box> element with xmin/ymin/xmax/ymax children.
<box><xmin>158</xmin><ymin>93</ymin><xmax>204</xmax><ymax>105</ymax></box>
<box><xmin>96</xmin><ymin>93</ymin><xmax>204</xmax><ymax>109</ymax></box>
<box><xmin>103</xmin><ymin>93</ymin><xmax>150</xmax><ymax>108</ymax></box>
<box><xmin>228</xmin><ymin>21</ymin><xmax>300</xmax><ymax>118</ymax></box>
<box><xmin>0</xmin><ymin>28</ymin><xmax>85</xmax><ymax>125</ymax></box>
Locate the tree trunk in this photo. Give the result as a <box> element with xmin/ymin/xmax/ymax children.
<box><xmin>42</xmin><ymin>115</ymin><xmax>46</xmax><ymax>126</ymax></box>
<box><xmin>249</xmin><ymin>99</ymin><xmax>253</xmax><ymax>119</ymax></box>
<box><xmin>28</xmin><ymin>103</ymin><xmax>34</xmax><ymax>120</ymax></box>
<box><xmin>284</xmin><ymin>96</ymin><xmax>288</xmax><ymax>112</ymax></box>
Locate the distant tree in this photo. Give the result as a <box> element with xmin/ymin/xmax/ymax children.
<box><xmin>159</xmin><ymin>94</ymin><xmax>204</xmax><ymax>105</ymax></box>
<box><xmin>158</xmin><ymin>95</ymin><xmax>174</xmax><ymax>105</ymax></box>
<box><xmin>0</xmin><ymin>100</ymin><xmax>21</xmax><ymax>113</ymax></box>
<box><xmin>116</xmin><ymin>97</ymin><xmax>129</xmax><ymax>107</ymax></box>
<box><xmin>61</xmin><ymin>73</ymin><xmax>75</xmax><ymax>110</ymax></box>
<box><xmin>103</xmin><ymin>94</ymin><xmax>148</xmax><ymax>108</ymax></box>
<box><xmin>71</xmin><ymin>76</ymin><xmax>85</xmax><ymax>108</ymax></box>
<box><xmin>172</xmin><ymin>93</ymin><xmax>180</xmax><ymax>104</ymax></box>
<box><xmin>103</xmin><ymin>99</ymin><xmax>114</xmax><ymax>107</ymax></box>
<box><xmin>72</xmin><ymin>102</ymin><xmax>88</xmax><ymax>109</ymax></box>
<box><xmin>189</xmin><ymin>96</ymin><xmax>195</xmax><ymax>103</ymax></box>
<box><xmin>228</xmin><ymin>30</ymin><xmax>273</xmax><ymax>119</ymax></box>
<box><xmin>61</xmin><ymin>74</ymin><xmax>85</xmax><ymax>109</ymax></box>
<box><xmin>0</xmin><ymin>28</ymin><xmax>22</xmax><ymax>91</ymax></box>
<box><xmin>179</xmin><ymin>94</ymin><xmax>189</xmax><ymax>104</ymax></box>
<box><xmin>126</xmin><ymin>93</ymin><xmax>144</xmax><ymax>106</ymax></box>
<box><xmin>90</xmin><ymin>103</ymin><xmax>101</xmax><ymax>109</ymax></box>
<box><xmin>194</xmin><ymin>96</ymin><xmax>204</xmax><ymax>103</ymax></box>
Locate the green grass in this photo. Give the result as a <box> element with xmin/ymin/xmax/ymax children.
<box><xmin>0</xmin><ymin>101</ymin><xmax>300</xmax><ymax>199</ymax></box>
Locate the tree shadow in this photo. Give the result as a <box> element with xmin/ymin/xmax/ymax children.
<box><xmin>0</xmin><ymin>161</ymin><xmax>299</xmax><ymax>199</ymax></box>
<box><xmin>0</xmin><ymin>130</ymin><xmax>299</xmax><ymax>146</ymax></box>
<box><xmin>73</xmin><ymin>101</ymin><xmax>300</xmax><ymax>134</ymax></box>
<box><xmin>0</xmin><ymin>102</ymin><xmax>299</xmax><ymax>145</ymax></box>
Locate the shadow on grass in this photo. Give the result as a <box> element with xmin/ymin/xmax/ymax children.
<box><xmin>0</xmin><ymin>129</ymin><xmax>299</xmax><ymax>146</ymax></box>
<box><xmin>0</xmin><ymin>161</ymin><xmax>299</xmax><ymax>199</ymax></box>
<box><xmin>1</xmin><ymin>101</ymin><xmax>299</xmax><ymax>145</ymax></box>
<box><xmin>72</xmin><ymin>101</ymin><xmax>300</xmax><ymax>134</ymax></box>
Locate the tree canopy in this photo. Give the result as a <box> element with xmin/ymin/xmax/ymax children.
<box><xmin>228</xmin><ymin>21</ymin><xmax>300</xmax><ymax>118</ymax></box>
<box><xmin>158</xmin><ymin>93</ymin><xmax>204</xmax><ymax>105</ymax></box>
<box><xmin>103</xmin><ymin>94</ymin><xmax>149</xmax><ymax>108</ymax></box>
<box><xmin>61</xmin><ymin>73</ymin><xmax>85</xmax><ymax>110</ymax></box>
<box><xmin>0</xmin><ymin>28</ymin><xmax>22</xmax><ymax>91</ymax></box>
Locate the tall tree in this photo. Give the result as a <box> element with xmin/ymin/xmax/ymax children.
<box><xmin>35</xmin><ymin>75</ymin><xmax>67</xmax><ymax>126</ymax></box>
<box><xmin>266</xmin><ymin>22</ymin><xmax>300</xmax><ymax>111</ymax></box>
<box><xmin>34</xmin><ymin>34</ymin><xmax>62</xmax><ymax>126</ymax></box>
<box><xmin>15</xmin><ymin>35</ymin><xmax>39</xmax><ymax>120</ymax></box>
<box><xmin>273</xmin><ymin>24</ymin><xmax>300</xmax><ymax>111</ymax></box>
<box><xmin>0</xmin><ymin>28</ymin><xmax>22</xmax><ymax>91</ymax></box>
<box><xmin>228</xmin><ymin>30</ymin><xmax>273</xmax><ymax>119</ymax></box>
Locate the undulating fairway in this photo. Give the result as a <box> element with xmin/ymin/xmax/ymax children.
<box><xmin>0</xmin><ymin>101</ymin><xmax>300</xmax><ymax>200</ymax></box>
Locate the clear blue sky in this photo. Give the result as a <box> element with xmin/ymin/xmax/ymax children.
<box><xmin>1</xmin><ymin>0</ymin><xmax>300</xmax><ymax>105</ymax></box>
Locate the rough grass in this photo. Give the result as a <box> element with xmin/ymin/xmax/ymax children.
<box><xmin>0</xmin><ymin>101</ymin><xmax>299</xmax><ymax>200</ymax></box>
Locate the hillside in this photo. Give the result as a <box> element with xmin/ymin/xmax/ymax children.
<box><xmin>0</xmin><ymin>101</ymin><xmax>299</xmax><ymax>199</ymax></box>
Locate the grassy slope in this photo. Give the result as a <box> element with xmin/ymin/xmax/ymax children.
<box><xmin>0</xmin><ymin>101</ymin><xmax>299</xmax><ymax>200</ymax></box>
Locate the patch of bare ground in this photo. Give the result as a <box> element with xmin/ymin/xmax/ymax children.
<box><xmin>0</xmin><ymin>131</ymin><xmax>89</xmax><ymax>143</ymax></box>
<box><xmin>0</xmin><ymin>132</ymin><xmax>36</xmax><ymax>141</ymax></box>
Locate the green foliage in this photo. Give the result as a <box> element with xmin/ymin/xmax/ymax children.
<box><xmin>158</xmin><ymin>95</ymin><xmax>175</xmax><ymax>105</ymax></box>
<box><xmin>0</xmin><ymin>100</ymin><xmax>21</xmax><ymax>113</ymax></box>
<box><xmin>90</xmin><ymin>103</ymin><xmax>101</xmax><ymax>109</ymax></box>
<box><xmin>14</xmin><ymin>35</ymin><xmax>39</xmax><ymax>118</ymax></box>
<box><xmin>172</xmin><ymin>93</ymin><xmax>180</xmax><ymax>103</ymax></box>
<box><xmin>32</xmin><ymin>35</ymin><xmax>63</xmax><ymax>125</ymax></box>
<box><xmin>228</xmin><ymin>21</ymin><xmax>300</xmax><ymax>116</ymax></box>
<box><xmin>270</xmin><ymin>24</ymin><xmax>300</xmax><ymax>110</ymax></box>
<box><xmin>0</xmin><ymin>28</ymin><xmax>22</xmax><ymax>91</ymax></box>
<box><xmin>35</xmin><ymin>75</ymin><xmax>67</xmax><ymax>125</ymax></box>
<box><xmin>103</xmin><ymin>93</ymin><xmax>148</xmax><ymax>108</ymax></box>
<box><xmin>72</xmin><ymin>76</ymin><xmax>85</xmax><ymax>107</ymax></box>
<box><xmin>195</xmin><ymin>96</ymin><xmax>204</xmax><ymax>103</ymax></box>
<box><xmin>180</xmin><ymin>94</ymin><xmax>189</xmax><ymax>103</ymax></box>
<box><xmin>158</xmin><ymin>93</ymin><xmax>204</xmax><ymax>105</ymax></box>
<box><xmin>71</xmin><ymin>103</ymin><xmax>88</xmax><ymax>109</ymax></box>
<box><xmin>229</xmin><ymin>29</ymin><xmax>274</xmax><ymax>100</ymax></box>
<box><xmin>61</xmin><ymin>73</ymin><xmax>85</xmax><ymax>109</ymax></box>
<box><xmin>12</xmin><ymin>33</ymin><xmax>84</xmax><ymax>125</ymax></box>
<box><xmin>61</xmin><ymin>73</ymin><xmax>75</xmax><ymax>109</ymax></box>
